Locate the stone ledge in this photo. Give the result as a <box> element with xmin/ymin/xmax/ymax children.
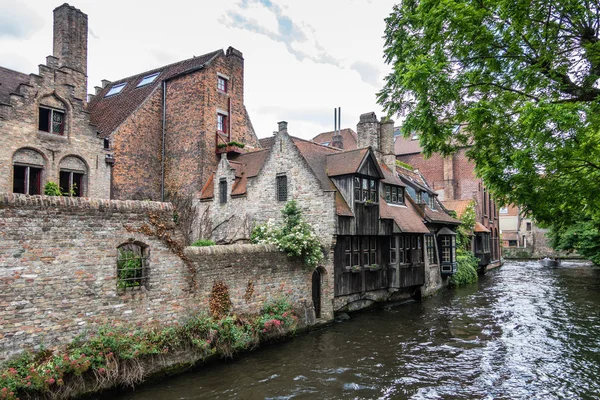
<box><xmin>185</xmin><ymin>243</ymin><xmax>279</xmax><ymax>257</ymax></box>
<box><xmin>0</xmin><ymin>192</ymin><xmax>173</xmax><ymax>213</ymax></box>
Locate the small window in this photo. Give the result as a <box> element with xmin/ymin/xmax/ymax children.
<box><xmin>59</xmin><ymin>170</ymin><xmax>84</xmax><ymax>197</ymax></box>
<box><xmin>103</xmin><ymin>139</ymin><xmax>110</xmax><ymax>149</ymax></box>
<box><xmin>392</xmin><ymin>187</ymin><xmax>398</xmax><ymax>203</ymax></box>
<box><xmin>385</xmin><ymin>186</ymin><xmax>391</xmax><ymax>202</ymax></box>
<box><xmin>429</xmin><ymin>194</ymin><xmax>436</xmax><ymax>209</ymax></box>
<box><xmin>500</xmin><ymin>207</ymin><xmax>509</xmax><ymax>214</ymax></box>
<box><xmin>39</xmin><ymin>107</ymin><xmax>65</xmax><ymax>135</ymax></box>
<box><xmin>526</xmin><ymin>222</ymin><xmax>532</xmax><ymax>231</ymax></box>
<box><xmin>217</xmin><ymin>76</ymin><xmax>228</xmax><ymax>92</ymax></box>
<box><xmin>105</xmin><ymin>83</ymin><xmax>127</xmax><ymax>97</ymax></box>
<box><xmin>137</xmin><ymin>73</ymin><xmax>160</xmax><ymax>87</ymax></box>
<box><xmin>277</xmin><ymin>174</ymin><xmax>288</xmax><ymax>201</ymax></box>
<box><xmin>117</xmin><ymin>242</ymin><xmax>148</xmax><ymax>290</ymax></box>
<box><xmin>416</xmin><ymin>190</ymin><xmax>423</xmax><ymax>204</ymax></box>
<box><xmin>219</xmin><ymin>178</ymin><xmax>227</xmax><ymax>204</ymax></box>
<box><xmin>217</xmin><ymin>113</ymin><xmax>227</xmax><ymax>133</ymax></box>
<box><xmin>13</xmin><ymin>165</ymin><xmax>42</xmax><ymax>195</ymax></box>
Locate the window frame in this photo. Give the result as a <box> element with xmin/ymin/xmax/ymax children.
<box><xmin>276</xmin><ymin>174</ymin><xmax>288</xmax><ymax>202</ymax></box>
<box><xmin>116</xmin><ymin>243</ymin><xmax>149</xmax><ymax>290</ymax></box>
<box><xmin>13</xmin><ymin>164</ymin><xmax>43</xmax><ymax>195</ymax></box>
<box><xmin>39</xmin><ymin>107</ymin><xmax>65</xmax><ymax>135</ymax></box>
<box><xmin>137</xmin><ymin>72</ymin><xmax>160</xmax><ymax>88</ymax></box>
<box><xmin>217</xmin><ymin>76</ymin><xmax>228</xmax><ymax>93</ymax></box>
<box><xmin>219</xmin><ymin>178</ymin><xmax>227</xmax><ymax>204</ymax></box>
<box><xmin>353</xmin><ymin>175</ymin><xmax>378</xmax><ymax>204</ymax></box>
<box><xmin>59</xmin><ymin>169</ymin><xmax>85</xmax><ymax>197</ymax></box>
<box><xmin>105</xmin><ymin>82</ymin><xmax>127</xmax><ymax>97</ymax></box>
<box><xmin>426</xmin><ymin>235</ymin><xmax>437</xmax><ymax>264</ymax></box>
<box><xmin>217</xmin><ymin>113</ymin><xmax>228</xmax><ymax>133</ymax></box>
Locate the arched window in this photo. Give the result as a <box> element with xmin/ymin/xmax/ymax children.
<box><xmin>12</xmin><ymin>148</ymin><xmax>45</xmax><ymax>195</ymax></box>
<box><xmin>59</xmin><ymin>156</ymin><xmax>87</xmax><ymax>197</ymax></box>
<box><xmin>117</xmin><ymin>242</ymin><xmax>149</xmax><ymax>290</ymax></box>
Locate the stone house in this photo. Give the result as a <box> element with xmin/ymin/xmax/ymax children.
<box><xmin>395</xmin><ymin>132</ymin><xmax>502</xmax><ymax>270</ymax></box>
<box><xmin>197</xmin><ymin>112</ymin><xmax>460</xmax><ymax>317</ymax></box>
<box><xmin>87</xmin><ymin>45</ymin><xmax>260</xmax><ymax>201</ymax></box>
<box><xmin>0</xmin><ymin>4</ymin><xmax>111</xmax><ymax>199</ymax></box>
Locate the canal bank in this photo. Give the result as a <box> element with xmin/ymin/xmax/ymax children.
<box><xmin>104</xmin><ymin>260</ymin><xmax>600</xmax><ymax>400</ymax></box>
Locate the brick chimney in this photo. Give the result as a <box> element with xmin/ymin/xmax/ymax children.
<box><xmin>356</xmin><ymin>112</ymin><xmax>380</xmax><ymax>150</ymax></box>
<box><xmin>380</xmin><ymin>118</ymin><xmax>396</xmax><ymax>172</ymax></box>
<box><xmin>53</xmin><ymin>4</ymin><xmax>88</xmax><ymax>76</ymax></box>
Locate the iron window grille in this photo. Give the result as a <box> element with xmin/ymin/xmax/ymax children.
<box><xmin>117</xmin><ymin>244</ymin><xmax>149</xmax><ymax>290</ymax></box>
<box><xmin>39</xmin><ymin>107</ymin><xmax>65</xmax><ymax>135</ymax></box>
<box><xmin>219</xmin><ymin>178</ymin><xmax>227</xmax><ymax>204</ymax></box>
<box><xmin>277</xmin><ymin>174</ymin><xmax>288</xmax><ymax>201</ymax></box>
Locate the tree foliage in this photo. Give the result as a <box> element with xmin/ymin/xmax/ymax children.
<box><xmin>379</xmin><ymin>0</ymin><xmax>600</xmax><ymax>259</ymax></box>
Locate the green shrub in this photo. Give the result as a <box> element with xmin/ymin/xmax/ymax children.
<box><xmin>44</xmin><ymin>182</ymin><xmax>62</xmax><ymax>196</ymax></box>
<box><xmin>448</xmin><ymin>249</ymin><xmax>479</xmax><ymax>288</ymax></box>
<box><xmin>227</xmin><ymin>141</ymin><xmax>245</xmax><ymax>148</ymax></box>
<box><xmin>191</xmin><ymin>239</ymin><xmax>216</xmax><ymax>247</ymax></box>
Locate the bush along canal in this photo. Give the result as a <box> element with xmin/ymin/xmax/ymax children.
<box><xmin>102</xmin><ymin>260</ymin><xmax>599</xmax><ymax>399</ymax></box>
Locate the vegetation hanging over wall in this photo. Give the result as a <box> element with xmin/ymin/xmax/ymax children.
<box><xmin>251</xmin><ymin>200</ymin><xmax>324</xmax><ymax>269</ymax></box>
<box><xmin>449</xmin><ymin>201</ymin><xmax>478</xmax><ymax>287</ymax></box>
<box><xmin>0</xmin><ymin>297</ymin><xmax>298</xmax><ymax>400</ymax></box>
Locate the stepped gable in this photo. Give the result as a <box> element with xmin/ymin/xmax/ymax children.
<box><xmin>312</xmin><ymin>128</ymin><xmax>358</xmax><ymax>149</ymax></box>
<box><xmin>0</xmin><ymin>66</ymin><xmax>29</xmax><ymax>104</ymax></box>
<box><xmin>88</xmin><ymin>49</ymin><xmax>221</xmax><ymax>137</ymax></box>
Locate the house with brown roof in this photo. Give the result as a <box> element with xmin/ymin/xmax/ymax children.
<box><xmin>88</xmin><ymin>45</ymin><xmax>260</xmax><ymax>201</ymax></box>
<box><xmin>0</xmin><ymin>5</ymin><xmax>111</xmax><ymax>198</ymax></box>
<box><xmin>311</xmin><ymin>128</ymin><xmax>358</xmax><ymax>150</ymax></box>
<box><xmin>197</xmin><ymin>112</ymin><xmax>460</xmax><ymax>317</ymax></box>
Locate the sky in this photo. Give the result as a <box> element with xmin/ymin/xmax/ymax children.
<box><xmin>0</xmin><ymin>0</ymin><xmax>398</xmax><ymax>140</ymax></box>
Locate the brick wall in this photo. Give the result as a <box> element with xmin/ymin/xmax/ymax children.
<box><xmin>0</xmin><ymin>193</ymin><xmax>321</xmax><ymax>361</ymax></box>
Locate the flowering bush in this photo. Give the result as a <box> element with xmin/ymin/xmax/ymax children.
<box><xmin>0</xmin><ymin>297</ymin><xmax>298</xmax><ymax>399</ymax></box>
<box><xmin>251</xmin><ymin>200</ymin><xmax>324</xmax><ymax>269</ymax></box>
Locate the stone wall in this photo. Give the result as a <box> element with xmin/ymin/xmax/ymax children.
<box><xmin>0</xmin><ymin>193</ymin><xmax>319</xmax><ymax>362</ymax></box>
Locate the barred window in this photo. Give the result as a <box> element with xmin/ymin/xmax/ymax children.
<box><xmin>117</xmin><ymin>242</ymin><xmax>148</xmax><ymax>290</ymax></box>
<box><xmin>219</xmin><ymin>178</ymin><xmax>227</xmax><ymax>204</ymax></box>
<box><xmin>277</xmin><ymin>174</ymin><xmax>287</xmax><ymax>201</ymax></box>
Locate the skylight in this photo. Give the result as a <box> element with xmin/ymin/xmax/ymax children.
<box><xmin>137</xmin><ymin>73</ymin><xmax>160</xmax><ymax>87</ymax></box>
<box><xmin>105</xmin><ymin>83</ymin><xmax>126</xmax><ymax>97</ymax></box>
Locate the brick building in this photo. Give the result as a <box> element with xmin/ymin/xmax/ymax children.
<box><xmin>0</xmin><ymin>4</ymin><xmax>111</xmax><ymax>199</ymax></box>
<box><xmin>197</xmin><ymin>112</ymin><xmax>459</xmax><ymax>317</ymax></box>
<box><xmin>88</xmin><ymin>46</ymin><xmax>260</xmax><ymax>201</ymax></box>
<box><xmin>395</xmin><ymin>133</ymin><xmax>502</xmax><ymax>269</ymax></box>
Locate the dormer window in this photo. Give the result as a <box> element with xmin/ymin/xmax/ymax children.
<box><xmin>354</xmin><ymin>176</ymin><xmax>377</xmax><ymax>203</ymax></box>
<box><xmin>385</xmin><ymin>185</ymin><xmax>404</xmax><ymax>205</ymax></box>
<box><xmin>415</xmin><ymin>190</ymin><xmax>423</xmax><ymax>204</ymax></box>
<box><xmin>137</xmin><ymin>72</ymin><xmax>160</xmax><ymax>87</ymax></box>
<box><xmin>105</xmin><ymin>83</ymin><xmax>126</xmax><ymax>97</ymax></box>
<box><xmin>39</xmin><ymin>107</ymin><xmax>64</xmax><ymax>135</ymax></box>
<box><xmin>429</xmin><ymin>194</ymin><xmax>436</xmax><ymax>209</ymax></box>
<box><xmin>217</xmin><ymin>76</ymin><xmax>228</xmax><ymax>93</ymax></box>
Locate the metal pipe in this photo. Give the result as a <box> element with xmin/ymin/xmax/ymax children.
<box><xmin>338</xmin><ymin>107</ymin><xmax>341</xmax><ymax>135</ymax></box>
<box><xmin>161</xmin><ymin>80</ymin><xmax>166</xmax><ymax>202</ymax></box>
<box><xmin>334</xmin><ymin>108</ymin><xmax>337</xmax><ymax>132</ymax></box>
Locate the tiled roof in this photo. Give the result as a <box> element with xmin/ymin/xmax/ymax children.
<box><xmin>88</xmin><ymin>49</ymin><xmax>222</xmax><ymax>138</ymax></box>
<box><xmin>312</xmin><ymin>128</ymin><xmax>358</xmax><ymax>150</ymax></box>
<box><xmin>394</xmin><ymin>133</ymin><xmax>423</xmax><ymax>155</ymax></box>
<box><xmin>474</xmin><ymin>221</ymin><xmax>491</xmax><ymax>233</ymax></box>
<box><xmin>0</xmin><ymin>66</ymin><xmax>29</xmax><ymax>104</ymax></box>
<box><xmin>326</xmin><ymin>148</ymin><xmax>370</xmax><ymax>177</ymax></box>
<box><xmin>423</xmin><ymin>206</ymin><xmax>461</xmax><ymax>225</ymax></box>
<box><xmin>380</xmin><ymin>163</ymin><xmax>406</xmax><ymax>187</ymax></box>
<box><xmin>441</xmin><ymin>199</ymin><xmax>473</xmax><ymax>219</ymax></box>
<box><xmin>199</xmin><ymin>174</ymin><xmax>214</xmax><ymax>200</ymax></box>
<box><xmin>292</xmin><ymin>137</ymin><xmax>341</xmax><ymax>191</ymax></box>
<box><xmin>379</xmin><ymin>195</ymin><xmax>430</xmax><ymax>234</ymax></box>
<box><xmin>396</xmin><ymin>165</ymin><xmax>433</xmax><ymax>194</ymax></box>
<box><xmin>258</xmin><ymin>136</ymin><xmax>275</xmax><ymax>149</ymax></box>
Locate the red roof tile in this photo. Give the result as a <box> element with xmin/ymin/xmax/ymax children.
<box><xmin>199</xmin><ymin>174</ymin><xmax>214</xmax><ymax>200</ymax></box>
<box><xmin>423</xmin><ymin>207</ymin><xmax>461</xmax><ymax>225</ymax></box>
<box><xmin>312</xmin><ymin>128</ymin><xmax>358</xmax><ymax>150</ymax></box>
<box><xmin>0</xmin><ymin>66</ymin><xmax>29</xmax><ymax>104</ymax></box>
<box><xmin>380</xmin><ymin>163</ymin><xmax>406</xmax><ymax>187</ymax></box>
<box><xmin>441</xmin><ymin>200</ymin><xmax>473</xmax><ymax>219</ymax></box>
<box><xmin>88</xmin><ymin>50</ymin><xmax>222</xmax><ymax>137</ymax></box>
<box><xmin>379</xmin><ymin>195</ymin><xmax>430</xmax><ymax>233</ymax></box>
<box><xmin>474</xmin><ymin>221</ymin><xmax>491</xmax><ymax>233</ymax></box>
<box><xmin>258</xmin><ymin>136</ymin><xmax>275</xmax><ymax>149</ymax></box>
<box><xmin>326</xmin><ymin>148</ymin><xmax>370</xmax><ymax>177</ymax></box>
<box><xmin>292</xmin><ymin>137</ymin><xmax>341</xmax><ymax>191</ymax></box>
<box><xmin>394</xmin><ymin>134</ymin><xmax>423</xmax><ymax>155</ymax></box>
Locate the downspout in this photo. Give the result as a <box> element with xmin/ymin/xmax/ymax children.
<box><xmin>161</xmin><ymin>80</ymin><xmax>166</xmax><ymax>202</ymax></box>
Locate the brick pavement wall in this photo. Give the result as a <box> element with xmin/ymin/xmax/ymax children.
<box><xmin>0</xmin><ymin>194</ymin><xmax>320</xmax><ymax>362</ymax></box>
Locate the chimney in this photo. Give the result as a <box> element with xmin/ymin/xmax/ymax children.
<box><xmin>380</xmin><ymin>118</ymin><xmax>396</xmax><ymax>171</ymax></box>
<box><xmin>278</xmin><ymin>121</ymin><xmax>288</xmax><ymax>134</ymax></box>
<box><xmin>53</xmin><ymin>4</ymin><xmax>88</xmax><ymax>76</ymax></box>
<box><xmin>331</xmin><ymin>107</ymin><xmax>344</xmax><ymax>149</ymax></box>
<box><xmin>356</xmin><ymin>112</ymin><xmax>380</xmax><ymax>150</ymax></box>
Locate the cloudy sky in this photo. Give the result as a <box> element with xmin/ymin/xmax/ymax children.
<box><xmin>0</xmin><ymin>0</ymin><xmax>397</xmax><ymax>139</ymax></box>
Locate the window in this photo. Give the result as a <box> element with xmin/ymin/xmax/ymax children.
<box><xmin>415</xmin><ymin>190</ymin><xmax>423</xmax><ymax>204</ymax></box>
<box><xmin>39</xmin><ymin>107</ymin><xmax>65</xmax><ymax>135</ymax></box>
<box><xmin>103</xmin><ymin>139</ymin><xmax>110</xmax><ymax>149</ymax></box>
<box><xmin>426</xmin><ymin>235</ymin><xmax>437</xmax><ymax>264</ymax></box>
<box><xmin>117</xmin><ymin>242</ymin><xmax>148</xmax><ymax>290</ymax></box>
<box><xmin>277</xmin><ymin>174</ymin><xmax>287</xmax><ymax>201</ymax></box>
<box><xmin>386</xmin><ymin>185</ymin><xmax>405</xmax><ymax>205</ymax></box>
<box><xmin>390</xmin><ymin>236</ymin><xmax>397</xmax><ymax>264</ymax></box>
<box><xmin>105</xmin><ymin>83</ymin><xmax>126</xmax><ymax>97</ymax></box>
<box><xmin>483</xmin><ymin>189</ymin><xmax>488</xmax><ymax>216</ymax></box>
<box><xmin>499</xmin><ymin>207</ymin><xmax>509</xmax><ymax>214</ymax></box>
<box><xmin>508</xmin><ymin>240</ymin><xmax>517</xmax><ymax>247</ymax></box>
<box><xmin>217</xmin><ymin>76</ymin><xmax>228</xmax><ymax>92</ymax></box>
<box><xmin>217</xmin><ymin>113</ymin><xmax>227</xmax><ymax>133</ymax></box>
<box><xmin>219</xmin><ymin>178</ymin><xmax>227</xmax><ymax>204</ymax></box>
<box><xmin>137</xmin><ymin>73</ymin><xmax>160</xmax><ymax>87</ymax></box>
<box><xmin>441</xmin><ymin>236</ymin><xmax>452</xmax><ymax>262</ymax></box>
<box><xmin>344</xmin><ymin>236</ymin><xmax>378</xmax><ymax>268</ymax></box>
<box><xmin>429</xmin><ymin>194</ymin><xmax>436</xmax><ymax>209</ymax></box>
<box><xmin>354</xmin><ymin>176</ymin><xmax>378</xmax><ymax>203</ymax></box>
<box><xmin>526</xmin><ymin>222</ymin><xmax>532</xmax><ymax>231</ymax></box>
<box><xmin>13</xmin><ymin>165</ymin><xmax>42</xmax><ymax>195</ymax></box>
<box><xmin>59</xmin><ymin>170</ymin><xmax>84</xmax><ymax>197</ymax></box>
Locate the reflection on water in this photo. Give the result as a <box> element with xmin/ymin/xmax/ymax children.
<box><xmin>109</xmin><ymin>261</ymin><xmax>600</xmax><ymax>399</ymax></box>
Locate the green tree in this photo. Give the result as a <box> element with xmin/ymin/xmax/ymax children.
<box><xmin>379</xmin><ymin>0</ymin><xmax>600</xmax><ymax>260</ymax></box>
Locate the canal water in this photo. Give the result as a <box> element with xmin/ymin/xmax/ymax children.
<box><xmin>112</xmin><ymin>261</ymin><xmax>600</xmax><ymax>399</ymax></box>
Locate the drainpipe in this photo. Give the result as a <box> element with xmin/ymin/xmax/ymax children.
<box><xmin>161</xmin><ymin>80</ymin><xmax>166</xmax><ymax>202</ymax></box>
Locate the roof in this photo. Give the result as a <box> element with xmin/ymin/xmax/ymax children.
<box><xmin>424</xmin><ymin>207</ymin><xmax>461</xmax><ymax>225</ymax></box>
<box><xmin>88</xmin><ymin>49</ymin><xmax>222</xmax><ymax>137</ymax></box>
<box><xmin>474</xmin><ymin>221</ymin><xmax>491</xmax><ymax>233</ymax></box>
<box><xmin>199</xmin><ymin>150</ymin><xmax>269</xmax><ymax>199</ymax></box>
<box><xmin>312</xmin><ymin>128</ymin><xmax>358</xmax><ymax>150</ymax></box>
<box><xmin>326</xmin><ymin>148</ymin><xmax>374</xmax><ymax>177</ymax></box>
<box><xmin>380</xmin><ymin>163</ymin><xmax>406</xmax><ymax>187</ymax></box>
<box><xmin>292</xmin><ymin>137</ymin><xmax>342</xmax><ymax>191</ymax></box>
<box><xmin>258</xmin><ymin>136</ymin><xmax>275</xmax><ymax>149</ymax></box>
<box><xmin>441</xmin><ymin>200</ymin><xmax>473</xmax><ymax>219</ymax></box>
<box><xmin>0</xmin><ymin>66</ymin><xmax>29</xmax><ymax>104</ymax></box>
<box><xmin>396</xmin><ymin>165</ymin><xmax>433</xmax><ymax>194</ymax></box>
<box><xmin>394</xmin><ymin>133</ymin><xmax>423</xmax><ymax>156</ymax></box>
<box><xmin>379</xmin><ymin>195</ymin><xmax>430</xmax><ymax>234</ymax></box>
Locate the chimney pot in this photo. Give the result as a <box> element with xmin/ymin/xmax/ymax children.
<box><xmin>278</xmin><ymin>121</ymin><xmax>288</xmax><ymax>132</ymax></box>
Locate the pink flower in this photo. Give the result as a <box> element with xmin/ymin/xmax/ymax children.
<box><xmin>98</xmin><ymin>368</ymin><xmax>106</xmax><ymax>374</ymax></box>
<box><xmin>46</xmin><ymin>378</ymin><xmax>55</xmax><ymax>385</ymax></box>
